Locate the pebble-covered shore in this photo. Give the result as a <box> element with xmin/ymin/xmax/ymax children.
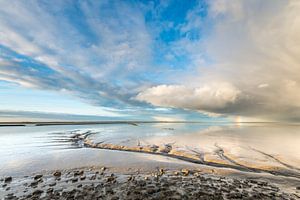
<box><xmin>1</xmin><ymin>167</ymin><xmax>300</xmax><ymax>200</ymax></box>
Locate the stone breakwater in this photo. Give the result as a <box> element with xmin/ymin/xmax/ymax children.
<box><xmin>1</xmin><ymin>167</ymin><xmax>299</xmax><ymax>200</ymax></box>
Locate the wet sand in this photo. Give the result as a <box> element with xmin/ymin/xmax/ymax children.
<box><xmin>1</xmin><ymin>167</ymin><xmax>300</xmax><ymax>200</ymax></box>
<box><xmin>1</xmin><ymin>123</ymin><xmax>300</xmax><ymax>199</ymax></box>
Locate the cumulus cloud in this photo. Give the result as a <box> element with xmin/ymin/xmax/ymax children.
<box><xmin>1</xmin><ymin>0</ymin><xmax>300</xmax><ymax>121</ymax></box>
<box><xmin>137</xmin><ymin>0</ymin><xmax>300</xmax><ymax>121</ymax></box>
<box><xmin>136</xmin><ymin>83</ymin><xmax>240</xmax><ymax>112</ymax></box>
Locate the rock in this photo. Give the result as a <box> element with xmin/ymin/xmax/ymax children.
<box><xmin>30</xmin><ymin>181</ymin><xmax>39</xmax><ymax>187</ymax></box>
<box><xmin>104</xmin><ymin>186</ymin><xmax>114</xmax><ymax>195</ymax></box>
<box><xmin>74</xmin><ymin>170</ymin><xmax>84</xmax><ymax>176</ymax></box>
<box><xmin>47</xmin><ymin>188</ymin><xmax>54</xmax><ymax>193</ymax></box>
<box><xmin>53</xmin><ymin>171</ymin><xmax>62</xmax><ymax>177</ymax></box>
<box><xmin>181</xmin><ymin>169</ymin><xmax>190</xmax><ymax>176</ymax></box>
<box><xmin>127</xmin><ymin>176</ymin><xmax>134</xmax><ymax>182</ymax></box>
<box><xmin>32</xmin><ymin>189</ymin><xmax>43</xmax><ymax>196</ymax></box>
<box><xmin>106</xmin><ymin>176</ymin><xmax>115</xmax><ymax>182</ymax></box>
<box><xmin>159</xmin><ymin>168</ymin><xmax>165</xmax><ymax>175</ymax></box>
<box><xmin>49</xmin><ymin>182</ymin><xmax>56</xmax><ymax>187</ymax></box>
<box><xmin>80</xmin><ymin>175</ymin><xmax>86</xmax><ymax>180</ymax></box>
<box><xmin>146</xmin><ymin>188</ymin><xmax>157</xmax><ymax>194</ymax></box>
<box><xmin>296</xmin><ymin>186</ymin><xmax>300</xmax><ymax>190</ymax></box>
<box><xmin>137</xmin><ymin>180</ymin><xmax>146</xmax><ymax>187</ymax></box>
<box><xmin>4</xmin><ymin>176</ymin><xmax>12</xmax><ymax>183</ymax></box>
<box><xmin>34</xmin><ymin>174</ymin><xmax>43</xmax><ymax>180</ymax></box>
<box><xmin>101</xmin><ymin>167</ymin><xmax>107</xmax><ymax>171</ymax></box>
<box><xmin>72</xmin><ymin>177</ymin><xmax>78</xmax><ymax>183</ymax></box>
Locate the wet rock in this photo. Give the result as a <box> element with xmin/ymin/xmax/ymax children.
<box><xmin>32</xmin><ymin>189</ymin><xmax>43</xmax><ymax>196</ymax></box>
<box><xmin>53</xmin><ymin>171</ymin><xmax>62</xmax><ymax>177</ymax></box>
<box><xmin>159</xmin><ymin>168</ymin><xmax>165</xmax><ymax>175</ymax></box>
<box><xmin>49</xmin><ymin>182</ymin><xmax>56</xmax><ymax>186</ymax></box>
<box><xmin>30</xmin><ymin>180</ymin><xmax>39</xmax><ymax>187</ymax></box>
<box><xmin>47</xmin><ymin>188</ymin><xmax>54</xmax><ymax>193</ymax></box>
<box><xmin>5</xmin><ymin>193</ymin><xmax>16</xmax><ymax>200</ymax></box>
<box><xmin>72</xmin><ymin>177</ymin><xmax>78</xmax><ymax>183</ymax></box>
<box><xmin>74</xmin><ymin>170</ymin><xmax>84</xmax><ymax>176</ymax></box>
<box><xmin>106</xmin><ymin>176</ymin><xmax>115</xmax><ymax>183</ymax></box>
<box><xmin>137</xmin><ymin>180</ymin><xmax>146</xmax><ymax>187</ymax></box>
<box><xmin>127</xmin><ymin>176</ymin><xmax>134</xmax><ymax>182</ymax></box>
<box><xmin>80</xmin><ymin>175</ymin><xmax>86</xmax><ymax>180</ymax></box>
<box><xmin>181</xmin><ymin>169</ymin><xmax>190</xmax><ymax>176</ymax></box>
<box><xmin>90</xmin><ymin>175</ymin><xmax>96</xmax><ymax>180</ymax></box>
<box><xmin>4</xmin><ymin>176</ymin><xmax>12</xmax><ymax>183</ymax></box>
<box><xmin>104</xmin><ymin>186</ymin><xmax>114</xmax><ymax>195</ymax></box>
<box><xmin>34</xmin><ymin>174</ymin><xmax>43</xmax><ymax>180</ymax></box>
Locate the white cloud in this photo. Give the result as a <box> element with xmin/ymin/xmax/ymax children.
<box><xmin>137</xmin><ymin>0</ymin><xmax>300</xmax><ymax>121</ymax></box>
<box><xmin>136</xmin><ymin>83</ymin><xmax>240</xmax><ymax>112</ymax></box>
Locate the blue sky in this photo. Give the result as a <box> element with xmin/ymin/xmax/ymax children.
<box><xmin>0</xmin><ymin>0</ymin><xmax>299</xmax><ymax>122</ymax></box>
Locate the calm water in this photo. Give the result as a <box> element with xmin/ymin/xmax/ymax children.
<box><xmin>1</xmin><ymin>123</ymin><xmax>300</xmax><ymax>176</ymax></box>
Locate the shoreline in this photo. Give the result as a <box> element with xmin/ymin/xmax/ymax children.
<box><xmin>1</xmin><ymin>166</ymin><xmax>299</xmax><ymax>200</ymax></box>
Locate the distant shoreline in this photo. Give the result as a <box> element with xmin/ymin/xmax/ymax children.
<box><xmin>0</xmin><ymin>120</ymin><xmax>297</xmax><ymax>127</ymax></box>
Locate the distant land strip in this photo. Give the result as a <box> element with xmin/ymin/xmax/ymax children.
<box><xmin>0</xmin><ymin>121</ymin><xmax>298</xmax><ymax>127</ymax></box>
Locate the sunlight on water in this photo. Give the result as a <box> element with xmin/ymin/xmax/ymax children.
<box><xmin>1</xmin><ymin>123</ymin><xmax>300</xmax><ymax>176</ymax></box>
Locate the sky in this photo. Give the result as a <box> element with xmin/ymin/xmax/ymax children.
<box><xmin>0</xmin><ymin>0</ymin><xmax>300</xmax><ymax>122</ymax></box>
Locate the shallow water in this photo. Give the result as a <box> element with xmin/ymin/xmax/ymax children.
<box><xmin>1</xmin><ymin>123</ymin><xmax>300</xmax><ymax>177</ymax></box>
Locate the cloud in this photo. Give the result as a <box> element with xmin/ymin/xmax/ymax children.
<box><xmin>1</xmin><ymin>0</ymin><xmax>300</xmax><ymax>121</ymax></box>
<box><xmin>0</xmin><ymin>0</ymin><xmax>152</xmax><ymax>107</ymax></box>
<box><xmin>136</xmin><ymin>83</ymin><xmax>240</xmax><ymax>112</ymax></box>
<box><xmin>137</xmin><ymin>0</ymin><xmax>300</xmax><ymax>121</ymax></box>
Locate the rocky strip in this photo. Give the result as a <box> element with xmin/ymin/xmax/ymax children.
<box><xmin>1</xmin><ymin>167</ymin><xmax>299</xmax><ymax>200</ymax></box>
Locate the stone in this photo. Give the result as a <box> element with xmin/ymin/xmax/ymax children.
<box><xmin>4</xmin><ymin>177</ymin><xmax>12</xmax><ymax>183</ymax></box>
<box><xmin>34</xmin><ymin>174</ymin><xmax>43</xmax><ymax>180</ymax></box>
<box><xmin>53</xmin><ymin>171</ymin><xmax>62</xmax><ymax>177</ymax></box>
<box><xmin>72</xmin><ymin>177</ymin><xmax>78</xmax><ymax>183</ymax></box>
<box><xmin>30</xmin><ymin>181</ymin><xmax>39</xmax><ymax>187</ymax></box>
<box><xmin>32</xmin><ymin>189</ymin><xmax>43</xmax><ymax>196</ymax></box>
<box><xmin>181</xmin><ymin>169</ymin><xmax>190</xmax><ymax>176</ymax></box>
<box><xmin>49</xmin><ymin>182</ymin><xmax>56</xmax><ymax>187</ymax></box>
<box><xmin>74</xmin><ymin>170</ymin><xmax>84</xmax><ymax>176</ymax></box>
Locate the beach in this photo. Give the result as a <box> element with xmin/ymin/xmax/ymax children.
<box><xmin>1</xmin><ymin>122</ymin><xmax>300</xmax><ymax>199</ymax></box>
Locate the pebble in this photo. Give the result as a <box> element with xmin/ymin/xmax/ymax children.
<box><xmin>53</xmin><ymin>171</ymin><xmax>62</xmax><ymax>177</ymax></box>
<box><xmin>34</xmin><ymin>174</ymin><xmax>43</xmax><ymax>180</ymax></box>
<box><xmin>32</xmin><ymin>189</ymin><xmax>43</xmax><ymax>196</ymax></box>
<box><xmin>1</xmin><ymin>168</ymin><xmax>296</xmax><ymax>200</ymax></box>
<box><xmin>181</xmin><ymin>169</ymin><xmax>190</xmax><ymax>176</ymax></box>
<box><xmin>4</xmin><ymin>177</ymin><xmax>12</xmax><ymax>183</ymax></box>
<box><xmin>49</xmin><ymin>182</ymin><xmax>56</xmax><ymax>186</ymax></box>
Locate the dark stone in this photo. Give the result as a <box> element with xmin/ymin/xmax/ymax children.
<box><xmin>4</xmin><ymin>177</ymin><xmax>12</xmax><ymax>183</ymax></box>
<box><xmin>72</xmin><ymin>177</ymin><xmax>78</xmax><ymax>183</ymax></box>
<box><xmin>53</xmin><ymin>171</ymin><xmax>62</xmax><ymax>177</ymax></box>
<box><xmin>32</xmin><ymin>189</ymin><xmax>43</xmax><ymax>196</ymax></box>
<box><xmin>34</xmin><ymin>174</ymin><xmax>43</xmax><ymax>180</ymax></box>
